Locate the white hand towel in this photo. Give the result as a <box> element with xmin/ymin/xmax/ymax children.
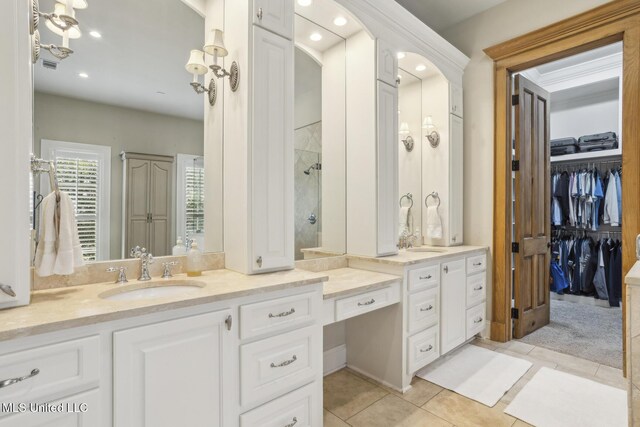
<box><xmin>35</xmin><ymin>191</ymin><xmax>84</xmax><ymax>277</ymax></box>
<box><xmin>426</xmin><ymin>206</ymin><xmax>443</xmax><ymax>239</ymax></box>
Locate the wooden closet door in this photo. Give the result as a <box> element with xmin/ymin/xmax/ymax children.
<box><xmin>127</xmin><ymin>159</ymin><xmax>150</xmax><ymax>256</ymax></box>
<box><xmin>149</xmin><ymin>160</ymin><xmax>172</xmax><ymax>257</ymax></box>
<box><xmin>513</xmin><ymin>75</ymin><xmax>551</xmax><ymax>338</ymax></box>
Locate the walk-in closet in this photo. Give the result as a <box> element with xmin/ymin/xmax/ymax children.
<box><xmin>513</xmin><ymin>42</ymin><xmax>623</xmax><ymax>368</ymax></box>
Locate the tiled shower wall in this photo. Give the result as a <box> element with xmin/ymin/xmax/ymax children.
<box><xmin>295</xmin><ymin>122</ymin><xmax>322</xmax><ymax>260</ymax></box>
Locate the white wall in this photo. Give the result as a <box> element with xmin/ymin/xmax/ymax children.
<box><xmin>34</xmin><ymin>92</ymin><xmax>204</xmax><ymax>260</ymax></box>
<box><xmin>439</xmin><ymin>0</ymin><xmax>613</xmax><ymax>321</ymax></box>
<box><xmin>551</xmin><ymin>89</ymin><xmax>619</xmax><ymax>140</ymax></box>
<box><xmin>295</xmin><ymin>48</ymin><xmax>322</xmax><ymax>130</ymax></box>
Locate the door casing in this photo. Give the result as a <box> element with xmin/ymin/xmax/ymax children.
<box><xmin>485</xmin><ymin>0</ymin><xmax>640</xmax><ymax>375</ymax></box>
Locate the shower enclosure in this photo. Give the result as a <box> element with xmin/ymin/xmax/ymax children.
<box><xmin>294</xmin><ymin>122</ymin><xmax>322</xmax><ymax>260</ymax></box>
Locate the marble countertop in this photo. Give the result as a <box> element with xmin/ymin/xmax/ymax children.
<box><xmin>322</xmin><ymin>268</ymin><xmax>402</xmax><ymax>300</ymax></box>
<box><xmin>626</xmin><ymin>261</ymin><xmax>640</xmax><ymax>287</ymax></box>
<box><xmin>347</xmin><ymin>245</ymin><xmax>488</xmax><ymax>266</ymax></box>
<box><xmin>0</xmin><ymin>268</ymin><xmax>328</xmax><ymax>342</ymax></box>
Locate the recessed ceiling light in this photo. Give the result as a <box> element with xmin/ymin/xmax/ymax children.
<box><xmin>78</xmin><ymin>72</ymin><xmax>89</xmax><ymax>78</ymax></box>
<box><xmin>415</xmin><ymin>64</ymin><xmax>426</xmax><ymax>72</ymax></box>
<box><xmin>397</xmin><ymin>52</ymin><xmax>406</xmax><ymax>59</ymax></box>
<box><xmin>89</xmin><ymin>30</ymin><xmax>102</xmax><ymax>38</ymax></box>
<box><xmin>309</xmin><ymin>32</ymin><xmax>322</xmax><ymax>42</ymax></box>
<box><xmin>333</xmin><ymin>16</ymin><xmax>347</xmax><ymax>26</ymax></box>
<box><xmin>297</xmin><ymin>0</ymin><xmax>312</xmax><ymax>6</ymax></box>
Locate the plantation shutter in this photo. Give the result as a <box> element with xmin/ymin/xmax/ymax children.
<box><xmin>185</xmin><ymin>164</ymin><xmax>205</xmax><ymax>236</ymax></box>
<box><xmin>55</xmin><ymin>156</ymin><xmax>100</xmax><ymax>261</ymax></box>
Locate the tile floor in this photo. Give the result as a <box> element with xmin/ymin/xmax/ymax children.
<box><xmin>323</xmin><ymin>338</ymin><xmax>627</xmax><ymax>427</ymax></box>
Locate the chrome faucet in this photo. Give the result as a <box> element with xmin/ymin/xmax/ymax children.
<box><xmin>130</xmin><ymin>246</ymin><xmax>154</xmax><ymax>281</ymax></box>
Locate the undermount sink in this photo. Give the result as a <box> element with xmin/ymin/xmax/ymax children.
<box><xmin>99</xmin><ymin>280</ymin><xmax>206</xmax><ymax>301</ymax></box>
<box><xmin>406</xmin><ymin>247</ymin><xmax>447</xmax><ymax>253</ymax></box>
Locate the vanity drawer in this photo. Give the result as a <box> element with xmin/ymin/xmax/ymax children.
<box><xmin>335</xmin><ymin>285</ymin><xmax>400</xmax><ymax>321</ymax></box>
<box><xmin>407</xmin><ymin>264</ymin><xmax>439</xmax><ymax>292</ymax></box>
<box><xmin>466</xmin><ymin>303</ymin><xmax>486</xmax><ymax>339</ymax></box>
<box><xmin>466</xmin><ymin>254</ymin><xmax>487</xmax><ymax>275</ymax></box>
<box><xmin>466</xmin><ymin>273</ymin><xmax>486</xmax><ymax>308</ymax></box>
<box><xmin>240</xmin><ymin>382</ymin><xmax>319</xmax><ymax>427</ymax></box>
<box><xmin>407</xmin><ymin>325</ymin><xmax>439</xmax><ymax>374</ymax></box>
<box><xmin>240</xmin><ymin>291</ymin><xmax>318</xmax><ymax>340</ymax></box>
<box><xmin>407</xmin><ymin>288</ymin><xmax>439</xmax><ymax>334</ymax></box>
<box><xmin>240</xmin><ymin>325</ymin><xmax>319</xmax><ymax>410</ymax></box>
<box><xmin>0</xmin><ymin>336</ymin><xmax>100</xmax><ymax>412</ymax></box>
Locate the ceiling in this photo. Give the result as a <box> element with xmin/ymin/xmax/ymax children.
<box><xmin>35</xmin><ymin>0</ymin><xmax>204</xmax><ymax>121</ymax></box>
<box><xmin>535</xmin><ymin>42</ymin><xmax>622</xmax><ymax>74</ymax></box>
<box><xmin>394</xmin><ymin>0</ymin><xmax>508</xmax><ymax>33</ymax></box>
<box><xmin>295</xmin><ymin>0</ymin><xmax>362</xmax><ymax>40</ymax></box>
<box><xmin>398</xmin><ymin>52</ymin><xmax>441</xmax><ymax>80</ymax></box>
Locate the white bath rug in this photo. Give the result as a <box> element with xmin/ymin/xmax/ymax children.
<box><xmin>505</xmin><ymin>367</ymin><xmax>627</xmax><ymax>427</ymax></box>
<box><xmin>416</xmin><ymin>344</ymin><xmax>532</xmax><ymax>407</ymax></box>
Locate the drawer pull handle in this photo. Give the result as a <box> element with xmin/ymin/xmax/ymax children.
<box><xmin>257</xmin><ymin>7</ymin><xmax>263</xmax><ymax>20</ymax></box>
<box><xmin>473</xmin><ymin>286</ymin><xmax>484</xmax><ymax>291</ymax></box>
<box><xmin>358</xmin><ymin>298</ymin><xmax>375</xmax><ymax>306</ymax></box>
<box><xmin>420</xmin><ymin>345</ymin><xmax>433</xmax><ymax>353</ymax></box>
<box><xmin>0</xmin><ymin>369</ymin><xmax>40</xmax><ymax>389</ymax></box>
<box><xmin>269</xmin><ymin>308</ymin><xmax>296</xmax><ymax>318</ymax></box>
<box><xmin>419</xmin><ymin>275</ymin><xmax>432</xmax><ymax>280</ymax></box>
<box><xmin>0</xmin><ymin>284</ymin><xmax>16</xmax><ymax>298</ymax></box>
<box><xmin>225</xmin><ymin>315</ymin><xmax>232</xmax><ymax>331</ymax></box>
<box><xmin>474</xmin><ymin>317</ymin><xmax>483</xmax><ymax>324</ymax></box>
<box><xmin>284</xmin><ymin>417</ymin><xmax>298</xmax><ymax>427</ymax></box>
<box><xmin>473</xmin><ymin>262</ymin><xmax>483</xmax><ymax>267</ymax></box>
<box><xmin>271</xmin><ymin>355</ymin><xmax>297</xmax><ymax>368</ymax></box>
<box><xmin>443</xmin><ymin>266</ymin><xmax>449</xmax><ymax>273</ymax></box>
<box><xmin>420</xmin><ymin>305</ymin><xmax>434</xmax><ymax>312</ymax></box>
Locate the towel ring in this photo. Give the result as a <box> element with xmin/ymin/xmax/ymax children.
<box><xmin>425</xmin><ymin>192</ymin><xmax>440</xmax><ymax>209</ymax></box>
<box><xmin>399</xmin><ymin>193</ymin><xmax>414</xmax><ymax>209</ymax></box>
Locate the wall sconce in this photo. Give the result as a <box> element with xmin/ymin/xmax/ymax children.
<box><xmin>30</xmin><ymin>0</ymin><xmax>86</xmax><ymax>62</ymax></box>
<box><xmin>422</xmin><ymin>116</ymin><xmax>440</xmax><ymax>148</ymax></box>
<box><xmin>186</xmin><ymin>50</ymin><xmax>217</xmax><ymax>106</ymax></box>
<box><xmin>399</xmin><ymin>122</ymin><xmax>414</xmax><ymax>152</ymax></box>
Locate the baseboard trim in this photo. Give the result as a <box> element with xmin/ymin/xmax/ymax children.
<box><xmin>346</xmin><ymin>364</ymin><xmax>409</xmax><ymax>393</ymax></box>
<box><xmin>323</xmin><ymin>344</ymin><xmax>347</xmax><ymax>376</ymax></box>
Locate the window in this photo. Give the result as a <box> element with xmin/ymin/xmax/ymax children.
<box><xmin>176</xmin><ymin>154</ymin><xmax>205</xmax><ymax>248</ymax></box>
<box><xmin>41</xmin><ymin>140</ymin><xmax>111</xmax><ymax>261</ymax></box>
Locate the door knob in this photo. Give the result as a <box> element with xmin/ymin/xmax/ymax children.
<box><xmin>307</xmin><ymin>213</ymin><xmax>317</xmax><ymax>225</ymax></box>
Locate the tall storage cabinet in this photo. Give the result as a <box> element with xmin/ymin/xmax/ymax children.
<box><xmin>224</xmin><ymin>0</ymin><xmax>294</xmax><ymax>274</ymax></box>
<box><xmin>124</xmin><ymin>153</ymin><xmax>173</xmax><ymax>257</ymax></box>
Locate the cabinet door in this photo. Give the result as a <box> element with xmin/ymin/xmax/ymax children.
<box><xmin>377</xmin><ymin>81</ymin><xmax>399</xmax><ymax>255</ymax></box>
<box><xmin>126</xmin><ymin>159</ymin><xmax>150</xmax><ymax>254</ymax></box>
<box><xmin>149</xmin><ymin>160</ymin><xmax>172</xmax><ymax>256</ymax></box>
<box><xmin>449</xmin><ymin>83</ymin><xmax>463</xmax><ymax>118</ymax></box>
<box><xmin>440</xmin><ymin>258</ymin><xmax>466</xmax><ymax>354</ymax></box>
<box><xmin>448</xmin><ymin>114</ymin><xmax>463</xmax><ymax>245</ymax></box>
<box><xmin>377</xmin><ymin>39</ymin><xmax>398</xmax><ymax>87</ymax></box>
<box><xmin>253</xmin><ymin>0</ymin><xmax>293</xmax><ymax>40</ymax></box>
<box><xmin>113</xmin><ymin>310</ymin><xmax>232</xmax><ymax>427</ymax></box>
<box><xmin>251</xmin><ymin>27</ymin><xmax>294</xmax><ymax>272</ymax></box>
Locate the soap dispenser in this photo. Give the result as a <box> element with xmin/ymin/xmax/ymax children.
<box><xmin>186</xmin><ymin>241</ymin><xmax>203</xmax><ymax>277</ymax></box>
<box><xmin>172</xmin><ymin>236</ymin><xmax>187</xmax><ymax>256</ymax></box>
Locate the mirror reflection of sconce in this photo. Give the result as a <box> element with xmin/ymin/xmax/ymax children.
<box><xmin>186</xmin><ymin>29</ymin><xmax>240</xmax><ymax>104</ymax></box>
<box><xmin>30</xmin><ymin>0</ymin><xmax>87</xmax><ymax>62</ymax></box>
<box><xmin>422</xmin><ymin>116</ymin><xmax>440</xmax><ymax>148</ymax></box>
<box><xmin>399</xmin><ymin>122</ymin><xmax>414</xmax><ymax>152</ymax></box>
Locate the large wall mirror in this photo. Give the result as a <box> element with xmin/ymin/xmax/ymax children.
<box><xmin>31</xmin><ymin>0</ymin><xmax>221</xmax><ymax>265</ymax></box>
<box><xmin>293</xmin><ymin>0</ymin><xmax>364</xmax><ymax>260</ymax></box>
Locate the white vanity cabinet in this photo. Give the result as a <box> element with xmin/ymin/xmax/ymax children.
<box><xmin>440</xmin><ymin>258</ymin><xmax>467</xmax><ymax>354</ymax></box>
<box><xmin>252</xmin><ymin>0</ymin><xmax>293</xmax><ymax>40</ymax></box>
<box><xmin>449</xmin><ymin>83</ymin><xmax>464</xmax><ymax>118</ymax></box>
<box><xmin>113</xmin><ymin>310</ymin><xmax>232</xmax><ymax>427</ymax></box>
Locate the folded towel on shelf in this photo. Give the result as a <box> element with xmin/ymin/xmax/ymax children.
<box><xmin>34</xmin><ymin>191</ymin><xmax>84</xmax><ymax>277</ymax></box>
<box><xmin>426</xmin><ymin>206</ymin><xmax>443</xmax><ymax>239</ymax></box>
<box><xmin>399</xmin><ymin>206</ymin><xmax>413</xmax><ymax>237</ymax></box>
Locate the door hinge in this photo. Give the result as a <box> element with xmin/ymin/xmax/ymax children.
<box><xmin>512</xmin><ymin>94</ymin><xmax>519</xmax><ymax>105</ymax></box>
<box><xmin>511</xmin><ymin>160</ymin><xmax>520</xmax><ymax>171</ymax></box>
<box><xmin>511</xmin><ymin>242</ymin><xmax>519</xmax><ymax>253</ymax></box>
<box><xmin>511</xmin><ymin>308</ymin><xmax>519</xmax><ymax>319</ymax></box>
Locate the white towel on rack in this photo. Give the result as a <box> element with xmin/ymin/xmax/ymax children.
<box><xmin>426</xmin><ymin>206</ymin><xmax>443</xmax><ymax>239</ymax></box>
<box><xmin>399</xmin><ymin>206</ymin><xmax>413</xmax><ymax>237</ymax></box>
<box><xmin>34</xmin><ymin>191</ymin><xmax>84</xmax><ymax>277</ymax></box>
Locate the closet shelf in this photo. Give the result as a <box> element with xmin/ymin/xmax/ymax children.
<box><xmin>550</xmin><ymin>149</ymin><xmax>621</xmax><ymax>163</ymax></box>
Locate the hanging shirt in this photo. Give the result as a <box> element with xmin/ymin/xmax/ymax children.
<box><xmin>614</xmin><ymin>171</ymin><xmax>622</xmax><ymax>225</ymax></box>
<box><xmin>604</xmin><ymin>171</ymin><xmax>620</xmax><ymax>226</ymax></box>
<box><xmin>591</xmin><ymin>170</ymin><xmax>604</xmax><ymax>231</ymax></box>
<box><xmin>592</xmin><ymin>241</ymin><xmax>609</xmax><ymax>300</ymax></box>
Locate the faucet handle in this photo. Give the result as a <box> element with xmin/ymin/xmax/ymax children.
<box><xmin>106</xmin><ymin>266</ymin><xmax>128</xmax><ymax>284</ymax></box>
<box><xmin>130</xmin><ymin>246</ymin><xmax>142</xmax><ymax>258</ymax></box>
<box><xmin>162</xmin><ymin>261</ymin><xmax>179</xmax><ymax>279</ymax></box>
